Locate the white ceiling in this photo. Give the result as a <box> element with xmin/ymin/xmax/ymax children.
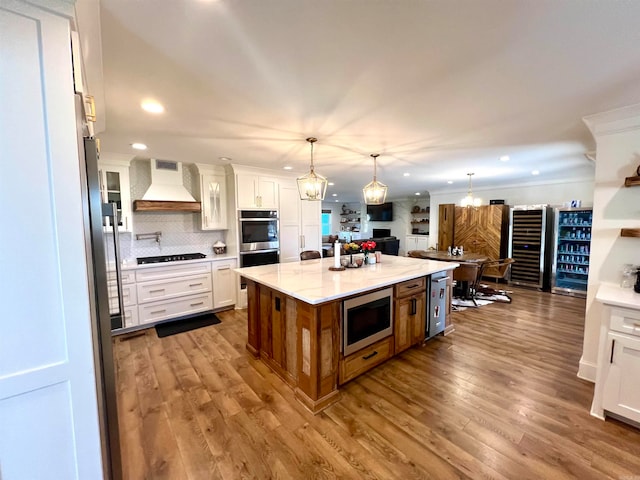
<box><xmin>87</xmin><ymin>0</ymin><xmax>640</xmax><ymax>202</ymax></box>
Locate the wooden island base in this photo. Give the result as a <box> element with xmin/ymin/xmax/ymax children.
<box><xmin>245</xmin><ymin>273</ymin><xmax>453</xmax><ymax>413</ymax></box>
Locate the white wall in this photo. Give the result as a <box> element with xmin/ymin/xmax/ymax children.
<box><xmin>579</xmin><ymin>104</ymin><xmax>640</xmax><ymax>381</ymax></box>
<box><xmin>429</xmin><ymin>179</ymin><xmax>595</xmax><ymax>249</ymax></box>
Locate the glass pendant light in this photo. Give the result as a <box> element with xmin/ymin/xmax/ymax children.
<box><xmin>297</xmin><ymin>137</ymin><xmax>328</xmax><ymax>201</ymax></box>
<box><xmin>363</xmin><ymin>153</ymin><xmax>388</xmax><ymax>205</ymax></box>
<box><xmin>460</xmin><ymin>173</ymin><xmax>481</xmax><ymax>207</ymax></box>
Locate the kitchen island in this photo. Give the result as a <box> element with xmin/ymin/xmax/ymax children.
<box><xmin>235</xmin><ymin>255</ymin><xmax>458</xmax><ymax>413</ymax></box>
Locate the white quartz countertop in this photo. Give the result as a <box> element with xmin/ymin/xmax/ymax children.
<box><xmin>234</xmin><ymin>255</ymin><xmax>458</xmax><ymax>305</ymax></box>
<box><xmin>596</xmin><ymin>283</ymin><xmax>640</xmax><ymax>310</ymax></box>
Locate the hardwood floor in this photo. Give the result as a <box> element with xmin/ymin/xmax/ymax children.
<box><xmin>113</xmin><ymin>286</ymin><xmax>640</xmax><ymax>479</ymax></box>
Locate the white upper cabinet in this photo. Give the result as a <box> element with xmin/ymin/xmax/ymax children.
<box><xmin>195</xmin><ymin>164</ymin><xmax>228</xmax><ymax>230</ymax></box>
<box><xmin>236</xmin><ymin>173</ymin><xmax>279</xmax><ymax>209</ymax></box>
<box><xmin>279</xmin><ymin>179</ymin><xmax>321</xmax><ymax>262</ymax></box>
<box><xmin>98</xmin><ymin>156</ymin><xmax>132</xmax><ymax>232</ymax></box>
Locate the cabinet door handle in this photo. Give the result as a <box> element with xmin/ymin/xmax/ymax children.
<box><xmin>205</xmin><ymin>215</ymin><xmax>209</xmax><ymax>227</ymax></box>
<box><xmin>151</xmin><ymin>309</ymin><xmax>166</xmax><ymax>315</ymax></box>
<box><xmin>125</xmin><ymin>216</ymin><xmax>128</xmax><ymax>231</ymax></box>
<box><xmin>189</xmin><ymin>283</ymin><xmax>203</xmax><ymax>287</ymax></box>
<box><xmin>190</xmin><ymin>301</ymin><xmax>204</xmax><ymax>307</ymax></box>
<box><xmin>217</xmin><ymin>266</ymin><xmax>230</xmax><ymax>271</ymax></box>
<box><xmin>149</xmin><ymin>289</ymin><xmax>165</xmax><ymax>294</ymax></box>
<box><xmin>610</xmin><ymin>339</ymin><xmax>616</xmax><ymax>363</ymax></box>
<box><xmin>406</xmin><ymin>284</ymin><xmax>420</xmax><ymax>289</ymax></box>
<box><xmin>410</xmin><ymin>298</ymin><xmax>417</xmax><ymax>315</ymax></box>
<box><xmin>362</xmin><ymin>351</ymin><xmax>378</xmax><ymax>360</ymax></box>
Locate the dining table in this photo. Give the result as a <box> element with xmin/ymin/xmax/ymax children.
<box><xmin>411</xmin><ymin>250</ymin><xmax>489</xmax><ymax>264</ymax></box>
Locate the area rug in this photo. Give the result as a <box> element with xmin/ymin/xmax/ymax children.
<box><xmin>155</xmin><ymin>313</ymin><xmax>221</xmax><ymax>338</ymax></box>
<box><xmin>476</xmin><ymin>292</ymin><xmax>512</xmax><ymax>302</ymax></box>
<box><xmin>452</xmin><ymin>298</ymin><xmax>493</xmax><ymax>308</ymax></box>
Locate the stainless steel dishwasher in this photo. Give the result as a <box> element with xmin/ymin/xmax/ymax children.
<box><xmin>426</xmin><ymin>271</ymin><xmax>449</xmax><ymax>339</ymax></box>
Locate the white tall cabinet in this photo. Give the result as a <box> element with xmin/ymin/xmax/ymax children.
<box><xmin>98</xmin><ymin>155</ymin><xmax>133</xmax><ymax>232</ymax></box>
<box><xmin>279</xmin><ymin>179</ymin><xmax>322</xmax><ymax>262</ymax></box>
<box><xmin>195</xmin><ymin>164</ymin><xmax>228</xmax><ymax>230</ymax></box>
<box><xmin>0</xmin><ymin>1</ymin><xmax>104</xmax><ymax>478</ymax></box>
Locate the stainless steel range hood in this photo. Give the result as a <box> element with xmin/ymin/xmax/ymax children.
<box><xmin>133</xmin><ymin>159</ymin><xmax>201</xmax><ymax>212</ymax></box>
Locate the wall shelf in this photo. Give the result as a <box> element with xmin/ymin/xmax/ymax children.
<box><xmin>621</xmin><ymin>228</ymin><xmax>640</xmax><ymax>238</ymax></box>
<box><xmin>624</xmin><ymin>176</ymin><xmax>640</xmax><ymax>187</ymax></box>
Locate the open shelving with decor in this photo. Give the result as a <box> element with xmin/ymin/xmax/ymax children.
<box><xmin>410</xmin><ymin>206</ymin><xmax>430</xmax><ymax>234</ymax></box>
<box><xmin>621</xmin><ymin>175</ymin><xmax>640</xmax><ymax>237</ymax></box>
<box><xmin>339</xmin><ymin>204</ymin><xmax>361</xmax><ymax>234</ymax></box>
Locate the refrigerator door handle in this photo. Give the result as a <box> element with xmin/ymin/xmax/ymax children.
<box><xmin>103</xmin><ymin>202</ymin><xmax>125</xmax><ymax>323</ymax></box>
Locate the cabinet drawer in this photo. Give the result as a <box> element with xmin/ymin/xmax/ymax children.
<box><xmin>135</xmin><ymin>261</ymin><xmax>211</xmax><ymax>282</ymax></box>
<box><xmin>123</xmin><ymin>307</ymin><xmax>139</xmax><ymax>328</ymax></box>
<box><xmin>137</xmin><ymin>273</ymin><xmax>212</xmax><ymax>304</ymax></box>
<box><xmin>339</xmin><ymin>336</ymin><xmax>393</xmax><ymax>385</ymax></box>
<box><xmin>108</xmin><ymin>283</ymin><xmax>137</xmax><ymax>313</ymax></box>
<box><xmin>395</xmin><ymin>277</ymin><xmax>426</xmax><ymax>298</ymax></box>
<box><xmin>611</xmin><ymin>308</ymin><xmax>640</xmax><ymax>337</ymax></box>
<box><xmin>138</xmin><ymin>292</ymin><xmax>213</xmax><ymax>324</ymax></box>
<box><xmin>107</xmin><ymin>269</ymin><xmax>136</xmax><ymax>284</ymax></box>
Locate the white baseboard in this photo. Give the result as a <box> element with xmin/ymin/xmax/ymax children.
<box><xmin>578</xmin><ymin>356</ymin><xmax>597</xmax><ymax>383</ymax></box>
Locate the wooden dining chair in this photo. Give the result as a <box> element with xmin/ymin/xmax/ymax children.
<box><xmin>300</xmin><ymin>250</ymin><xmax>322</xmax><ymax>261</ymax></box>
<box><xmin>477</xmin><ymin>258</ymin><xmax>515</xmax><ymax>302</ymax></box>
<box><xmin>453</xmin><ymin>262</ymin><xmax>482</xmax><ymax>306</ymax></box>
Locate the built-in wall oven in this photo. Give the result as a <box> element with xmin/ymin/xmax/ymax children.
<box><xmin>239</xmin><ymin>210</ymin><xmax>279</xmax><ymax>268</ymax></box>
<box><xmin>342</xmin><ymin>287</ymin><xmax>393</xmax><ymax>356</ymax></box>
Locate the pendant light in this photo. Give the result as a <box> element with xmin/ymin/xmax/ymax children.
<box><xmin>363</xmin><ymin>153</ymin><xmax>388</xmax><ymax>205</ymax></box>
<box><xmin>460</xmin><ymin>173</ymin><xmax>481</xmax><ymax>207</ymax></box>
<box><xmin>297</xmin><ymin>137</ymin><xmax>328</xmax><ymax>201</ymax></box>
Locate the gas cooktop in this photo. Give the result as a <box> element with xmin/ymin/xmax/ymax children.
<box><xmin>136</xmin><ymin>253</ymin><xmax>207</xmax><ymax>265</ymax></box>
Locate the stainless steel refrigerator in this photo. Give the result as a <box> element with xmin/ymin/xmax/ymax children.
<box><xmin>551</xmin><ymin>207</ymin><xmax>593</xmax><ymax>297</ymax></box>
<box><xmin>76</xmin><ymin>95</ymin><xmax>123</xmax><ymax>479</ymax></box>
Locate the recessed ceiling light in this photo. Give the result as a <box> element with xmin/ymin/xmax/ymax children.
<box><xmin>532</xmin><ymin>170</ymin><xmax>540</xmax><ymax>175</ymax></box>
<box><xmin>328</xmin><ymin>182</ymin><xmax>335</xmax><ymax>186</ymax></box>
<box><xmin>415</xmin><ymin>192</ymin><xmax>421</xmax><ymax>196</ymax></box>
<box><xmin>141</xmin><ymin>100</ymin><xmax>164</xmax><ymax>114</ymax></box>
<box><xmin>403</xmin><ymin>173</ymin><xmax>410</xmax><ymax>177</ymax></box>
<box><xmin>335</xmin><ymin>199</ymin><xmax>339</xmax><ymax>202</ymax></box>
<box><xmin>283</xmin><ymin>166</ymin><xmax>293</xmax><ymax>170</ymax></box>
<box><xmin>500</xmin><ymin>155</ymin><xmax>510</xmax><ymax>162</ymax></box>
<box><xmin>447</xmin><ymin>180</ymin><xmax>453</xmax><ymax>184</ymax></box>
<box><xmin>219</xmin><ymin>157</ymin><xmax>231</xmax><ymax>162</ymax></box>
<box><xmin>131</xmin><ymin>143</ymin><xmax>147</xmax><ymax>150</ymax></box>
<box><xmin>332</xmin><ymin>193</ymin><xmax>337</xmax><ymax>197</ymax></box>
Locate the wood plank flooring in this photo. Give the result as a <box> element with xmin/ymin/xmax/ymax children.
<box><xmin>113</xmin><ymin>286</ymin><xmax>640</xmax><ymax>479</ymax></box>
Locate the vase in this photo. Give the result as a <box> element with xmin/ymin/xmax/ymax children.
<box><xmin>363</xmin><ymin>251</ymin><xmax>369</xmax><ymax>264</ymax></box>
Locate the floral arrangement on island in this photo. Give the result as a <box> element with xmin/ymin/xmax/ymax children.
<box><xmin>360</xmin><ymin>240</ymin><xmax>377</xmax><ymax>252</ymax></box>
<box><xmin>343</xmin><ymin>242</ymin><xmax>361</xmax><ymax>253</ymax></box>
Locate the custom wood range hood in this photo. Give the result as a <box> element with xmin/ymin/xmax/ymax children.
<box><xmin>133</xmin><ymin>159</ymin><xmax>201</xmax><ymax>212</ymax></box>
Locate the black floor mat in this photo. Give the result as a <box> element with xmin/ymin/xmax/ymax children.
<box><xmin>155</xmin><ymin>313</ymin><xmax>221</xmax><ymax>338</ymax></box>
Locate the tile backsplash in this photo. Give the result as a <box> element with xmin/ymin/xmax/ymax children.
<box><xmin>105</xmin><ymin>160</ymin><xmax>227</xmax><ymax>264</ymax></box>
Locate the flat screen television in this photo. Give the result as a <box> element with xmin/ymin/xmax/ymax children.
<box><xmin>367</xmin><ymin>202</ymin><xmax>393</xmax><ymax>221</ymax></box>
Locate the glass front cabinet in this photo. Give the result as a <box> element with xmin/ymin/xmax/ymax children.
<box><xmin>98</xmin><ymin>158</ymin><xmax>132</xmax><ymax>232</ymax></box>
<box><xmin>196</xmin><ymin>164</ymin><xmax>228</xmax><ymax>230</ymax></box>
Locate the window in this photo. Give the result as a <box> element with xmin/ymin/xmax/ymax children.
<box><xmin>321</xmin><ymin>210</ymin><xmax>331</xmax><ymax>236</ymax></box>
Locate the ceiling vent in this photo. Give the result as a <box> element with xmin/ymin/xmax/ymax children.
<box><xmin>133</xmin><ymin>159</ymin><xmax>201</xmax><ymax>212</ymax></box>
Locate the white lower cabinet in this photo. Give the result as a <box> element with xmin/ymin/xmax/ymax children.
<box><xmin>212</xmin><ymin>259</ymin><xmax>237</xmax><ymax>308</ymax></box>
<box><xmin>108</xmin><ymin>268</ymin><xmax>138</xmax><ymax>328</ymax></box>
<box><xmin>592</xmin><ymin>302</ymin><xmax>640</xmax><ymax>425</ymax></box>
<box><xmin>406</xmin><ymin>235</ymin><xmax>429</xmax><ymax>252</ymax></box>
<box><xmin>136</xmin><ymin>261</ymin><xmax>213</xmax><ymax>325</ymax></box>
<box><xmin>139</xmin><ymin>292</ymin><xmax>214</xmax><ymax>324</ymax></box>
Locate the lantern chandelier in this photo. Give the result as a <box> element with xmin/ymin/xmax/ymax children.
<box><xmin>363</xmin><ymin>153</ymin><xmax>388</xmax><ymax>205</ymax></box>
<box><xmin>297</xmin><ymin>137</ymin><xmax>328</xmax><ymax>201</ymax></box>
<box><xmin>461</xmin><ymin>172</ymin><xmax>481</xmax><ymax>207</ymax></box>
